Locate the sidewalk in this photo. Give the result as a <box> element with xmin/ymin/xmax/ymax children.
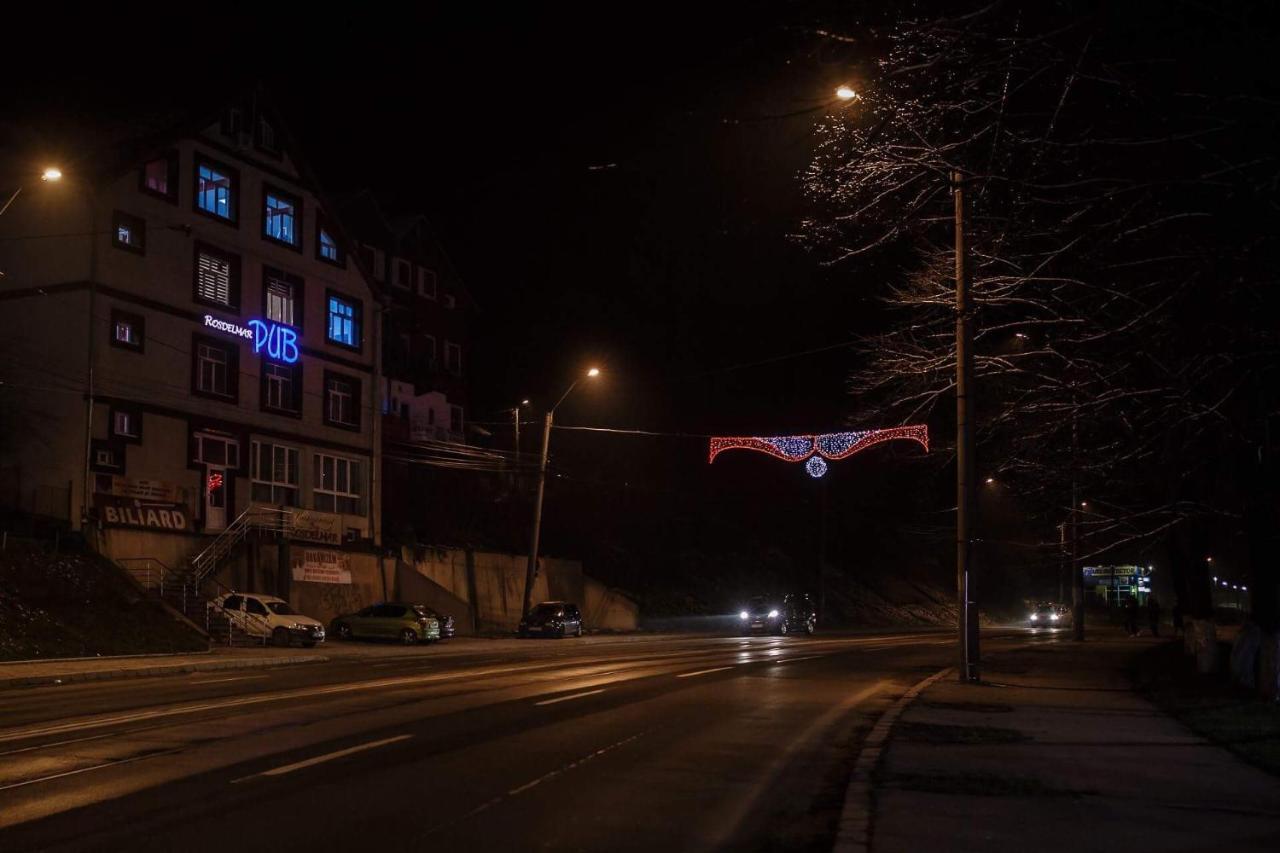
<box><xmin>868</xmin><ymin>630</ymin><xmax>1280</xmax><ymax>852</ymax></box>
<box><xmin>0</xmin><ymin>647</ymin><xmax>328</xmax><ymax>690</ymax></box>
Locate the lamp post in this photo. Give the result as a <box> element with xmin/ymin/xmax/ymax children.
<box><xmin>0</xmin><ymin>167</ymin><xmax>62</xmax><ymax>219</ymax></box>
<box><xmin>520</xmin><ymin>367</ymin><xmax>600</xmax><ymax>620</ymax></box>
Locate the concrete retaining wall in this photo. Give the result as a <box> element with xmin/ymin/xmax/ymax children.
<box><xmin>399</xmin><ymin>546</ymin><xmax>637</xmax><ymax>633</ymax></box>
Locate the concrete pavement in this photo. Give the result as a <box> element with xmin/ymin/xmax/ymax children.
<box><xmin>869</xmin><ymin>629</ymin><xmax>1280</xmax><ymax>852</ymax></box>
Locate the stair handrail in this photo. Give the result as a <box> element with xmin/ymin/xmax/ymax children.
<box><xmin>188</xmin><ymin>504</ymin><xmax>295</xmax><ymax>586</ymax></box>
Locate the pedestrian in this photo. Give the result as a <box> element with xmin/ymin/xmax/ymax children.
<box><xmin>1172</xmin><ymin>601</ymin><xmax>1184</xmax><ymax>637</ymax></box>
<box><xmin>1123</xmin><ymin>596</ymin><xmax>1139</xmax><ymax>636</ymax></box>
<box><xmin>1147</xmin><ymin>594</ymin><xmax>1161</xmax><ymax>637</ymax></box>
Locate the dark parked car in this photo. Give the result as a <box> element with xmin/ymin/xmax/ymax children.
<box><xmin>737</xmin><ymin>593</ymin><xmax>817</xmax><ymax>636</ymax></box>
<box><xmin>330</xmin><ymin>603</ymin><xmax>442</xmax><ymax>644</ymax></box>
<box><xmin>518</xmin><ymin>601</ymin><xmax>584</xmax><ymax>638</ymax></box>
<box><xmin>417</xmin><ymin>606</ymin><xmax>455</xmax><ymax>639</ymax></box>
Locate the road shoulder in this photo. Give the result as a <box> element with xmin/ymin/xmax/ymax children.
<box><xmin>0</xmin><ymin>649</ymin><xmax>328</xmax><ymax>690</ymax></box>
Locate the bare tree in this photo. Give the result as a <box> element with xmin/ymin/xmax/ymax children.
<box><xmin>799</xmin><ymin>1</ymin><xmax>1278</xmax><ymax>622</ymax></box>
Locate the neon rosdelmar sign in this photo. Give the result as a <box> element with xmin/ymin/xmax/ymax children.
<box><xmin>204</xmin><ymin>315</ymin><xmax>300</xmax><ymax>364</ymax></box>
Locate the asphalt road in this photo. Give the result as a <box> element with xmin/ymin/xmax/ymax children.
<box><xmin>0</xmin><ymin>628</ymin><xmax>1056</xmax><ymax>851</ymax></box>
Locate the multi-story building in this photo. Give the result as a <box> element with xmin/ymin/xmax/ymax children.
<box><xmin>0</xmin><ymin>92</ymin><xmax>382</xmax><ymax>602</ymax></box>
<box><xmin>338</xmin><ymin>191</ymin><xmax>471</xmax><ymax>445</ymax></box>
<box><xmin>337</xmin><ymin>194</ymin><xmax>477</xmax><ymax>544</ymax></box>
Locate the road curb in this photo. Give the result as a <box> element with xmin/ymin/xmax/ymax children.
<box><xmin>0</xmin><ymin>654</ymin><xmax>330</xmax><ymax>691</ymax></box>
<box><xmin>833</xmin><ymin>666</ymin><xmax>954</xmax><ymax>853</ymax></box>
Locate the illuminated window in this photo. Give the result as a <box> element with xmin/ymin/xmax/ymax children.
<box><xmin>194</xmin><ymin>245</ymin><xmax>238</xmax><ymax>308</ymax></box>
<box><xmin>326</xmin><ymin>293</ymin><xmax>360</xmax><ymax>349</ymax></box>
<box><xmin>113</xmin><ymin>410</ymin><xmax>138</xmax><ymax>438</ymax></box>
<box><xmin>251</xmin><ymin>441</ymin><xmax>299</xmax><ymax>506</ymax></box>
<box><xmin>139</xmin><ymin>151</ymin><xmax>178</xmax><ymax>202</ymax></box>
<box><xmin>195</xmin><ymin>156</ymin><xmax>237</xmax><ymax>222</ymax></box>
<box><xmin>313</xmin><ymin>453</ymin><xmax>364</xmax><ymax>514</ymax></box>
<box><xmin>112</xmin><ymin>211</ymin><xmax>145</xmax><ymax>254</ymax></box>
<box><xmin>263</xmin><ymin>187</ymin><xmax>300</xmax><ymax>247</ymax></box>
<box><xmin>110</xmin><ymin>308</ymin><xmax>144</xmax><ymax>352</ymax></box>
<box><xmin>264</xmin><ymin>269</ymin><xmax>300</xmax><ymax>326</ymax></box>
<box><xmin>318</xmin><ymin>227</ymin><xmax>340</xmax><ymax>263</ymax></box>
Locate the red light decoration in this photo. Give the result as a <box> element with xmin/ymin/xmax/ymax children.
<box><xmin>206</xmin><ymin>472</ymin><xmax>224</xmax><ymax>495</ymax></box>
<box><xmin>709</xmin><ymin>426</ymin><xmax>928</xmax><ymax>477</ymax></box>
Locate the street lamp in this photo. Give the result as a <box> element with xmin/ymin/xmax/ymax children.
<box><xmin>520</xmin><ymin>366</ymin><xmax>602</xmax><ymax>619</ymax></box>
<box><xmin>0</xmin><ymin>165</ymin><xmax>63</xmax><ymax>218</ymax></box>
<box><xmin>835</xmin><ymin>85</ymin><xmax>858</xmax><ymax>101</ymax></box>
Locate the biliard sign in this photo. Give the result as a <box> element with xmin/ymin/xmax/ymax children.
<box><xmin>204</xmin><ymin>315</ymin><xmax>299</xmax><ymax>363</ymax></box>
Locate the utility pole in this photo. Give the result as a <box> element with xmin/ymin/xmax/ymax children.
<box><xmin>513</xmin><ymin>407</ymin><xmax>521</xmax><ymax>459</ymax></box>
<box><xmin>521</xmin><ymin>411</ymin><xmax>554</xmax><ymax>621</ymax></box>
<box><xmin>1071</xmin><ymin>396</ymin><xmax>1085</xmax><ymax>640</ymax></box>
<box><xmin>954</xmin><ymin>170</ymin><xmax>979</xmax><ymax>683</ymax></box>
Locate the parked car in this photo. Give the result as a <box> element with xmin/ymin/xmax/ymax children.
<box><xmin>330</xmin><ymin>603</ymin><xmax>442</xmax><ymax>644</ymax></box>
<box><xmin>737</xmin><ymin>593</ymin><xmax>817</xmax><ymax>636</ymax></box>
<box><xmin>415</xmin><ymin>606</ymin><xmax>455</xmax><ymax>639</ymax></box>
<box><xmin>209</xmin><ymin>592</ymin><xmax>325</xmax><ymax>647</ymax></box>
<box><xmin>518</xmin><ymin>601</ymin><xmax>584</xmax><ymax>638</ymax></box>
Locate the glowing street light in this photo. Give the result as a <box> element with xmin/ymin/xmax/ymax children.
<box><xmin>985</xmin><ymin>477</ymin><xmax>995</xmax><ymax>485</ymax></box>
<box><xmin>41</xmin><ymin>167</ymin><xmax>62</xmax><ymax>182</ymax></box>
<box><xmin>521</xmin><ymin>365</ymin><xmax>604</xmax><ymax>619</ymax></box>
<box><xmin>835</xmin><ymin>85</ymin><xmax>858</xmax><ymax>101</ymax></box>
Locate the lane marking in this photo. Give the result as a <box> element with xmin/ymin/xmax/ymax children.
<box><xmin>231</xmin><ymin>734</ymin><xmax>412</xmax><ymax>783</ymax></box>
<box><xmin>676</xmin><ymin>666</ymin><xmax>735</xmax><ymax>679</ymax></box>
<box><xmin>189</xmin><ymin>675</ymin><xmax>268</xmax><ymax>685</ymax></box>
<box><xmin>534</xmin><ymin>689</ymin><xmax>605</xmax><ymax>707</ymax></box>
<box><xmin>777</xmin><ymin>655</ymin><xmax>821</xmax><ymax>664</ymax></box>
<box><xmin>424</xmin><ymin>732</ymin><xmax>648</xmax><ymax>837</ymax></box>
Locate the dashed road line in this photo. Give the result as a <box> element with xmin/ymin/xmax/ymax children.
<box><xmin>231</xmin><ymin>735</ymin><xmax>412</xmax><ymax>783</ymax></box>
<box><xmin>534</xmin><ymin>689</ymin><xmax>605</xmax><ymax>706</ymax></box>
<box><xmin>676</xmin><ymin>666</ymin><xmax>735</xmax><ymax>679</ymax></box>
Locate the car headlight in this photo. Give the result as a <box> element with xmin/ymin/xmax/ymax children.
<box><xmin>1050</xmin><ymin>613</ymin><xmax>1060</xmax><ymax>621</ymax></box>
<box><xmin>1030</xmin><ymin>613</ymin><xmax>1038</xmax><ymax>621</ymax></box>
<box><xmin>768</xmin><ymin>610</ymin><xmax>779</xmax><ymax>619</ymax></box>
<box><xmin>739</xmin><ymin>611</ymin><xmax>749</xmax><ymax>620</ymax></box>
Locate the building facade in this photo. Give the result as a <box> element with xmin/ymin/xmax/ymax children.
<box><xmin>0</xmin><ymin>95</ymin><xmax>381</xmax><ymax>578</ymax></box>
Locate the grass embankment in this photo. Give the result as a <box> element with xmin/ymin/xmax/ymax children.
<box><xmin>0</xmin><ymin>539</ymin><xmax>206</xmax><ymax>660</ymax></box>
<box><xmin>1136</xmin><ymin>641</ymin><xmax>1280</xmax><ymax>777</ymax></box>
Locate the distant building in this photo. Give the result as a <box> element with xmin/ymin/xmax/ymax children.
<box><xmin>1083</xmin><ymin>565</ymin><xmax>1154</xmax><ymax>606</ymax></box>
<box><xmin>0</xmin><ymin>90</ymin><xmax>382</xmax><ymax>595</ymax></box>
<box><xmin>337</xmin><ymin>193</ymin><xmax>476</xmax><ymax>543</ymax></box>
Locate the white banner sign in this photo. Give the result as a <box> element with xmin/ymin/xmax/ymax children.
<box><xmin>289</xmin><ymin>510</ymin><xmax>344</xmax><ymax>545</ymax></box>
<box><xmin>291</xmin><ymin>548</ymin><xmax>352</xmax><ymax>584</ymax></box>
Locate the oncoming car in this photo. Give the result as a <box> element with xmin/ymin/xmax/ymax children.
<box><xmin>738</xmin><ymin>594</ymin><xmax>816</xmax><ymax>636</ymax></box>
<box><xmin>1028</xmin><ymin>603</ymin><xmax>1068</xmax><ymax>627</ymax></box>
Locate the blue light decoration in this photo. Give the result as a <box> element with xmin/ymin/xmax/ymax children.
<box><xmin>710</xmin><ymin>426</ymin><xmax>928</xmax><ymax>478</ymax></box>
<box><xmin>204</xmin><ymin>315</ymin><xmax>299</xmax><ymax>364</ymax></box>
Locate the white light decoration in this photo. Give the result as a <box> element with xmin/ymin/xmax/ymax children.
<box><xmin>805</xmin><ymin>456</ymin><xmax>828</xmax><ymax>478</ymax></box>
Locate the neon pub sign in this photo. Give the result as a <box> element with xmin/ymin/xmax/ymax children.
<box><xmin>204</xmin><ymin>315</ymin><xmax>299</xmax><ymax>363</ymax></box>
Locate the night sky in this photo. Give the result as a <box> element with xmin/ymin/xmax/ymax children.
<box><xmin>5</xmin><ymin>2</ymin><xmax>1270</xmax><ymax>609</ymax></box>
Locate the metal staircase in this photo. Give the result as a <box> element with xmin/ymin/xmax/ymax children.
<box><xmin>189</xmin><ymin>505</ymin><xmax>295</xmax><ymax>586</ymax></box>
<box><xmin>118</xmin><ymin>505</ymin><xmax>299</xmax><ymax>647</ymax></box>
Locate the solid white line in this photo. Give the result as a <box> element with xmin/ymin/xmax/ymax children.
<box><xmin>676</xmin><ymin>666</ymin><xmax>734</xmax><ymax>679</ymax></box>
<box><xmin>189</xmin><ymin>675</ymin><xmax>267</xmax><ymax>685</ymax></box>
<box><xmin>534</xmin><ymin>689</ymin><xmax>605</xmax><ymax>706</ymax></box>
<box><xmin>231</xmin><ymin>734</ymin><xmax>411</xmax><ymax>783</ymax></box>
<box><xmin>777</xmin><ymin>655</ymin><xmax>821</xmax><ymax>664</ymax></box>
